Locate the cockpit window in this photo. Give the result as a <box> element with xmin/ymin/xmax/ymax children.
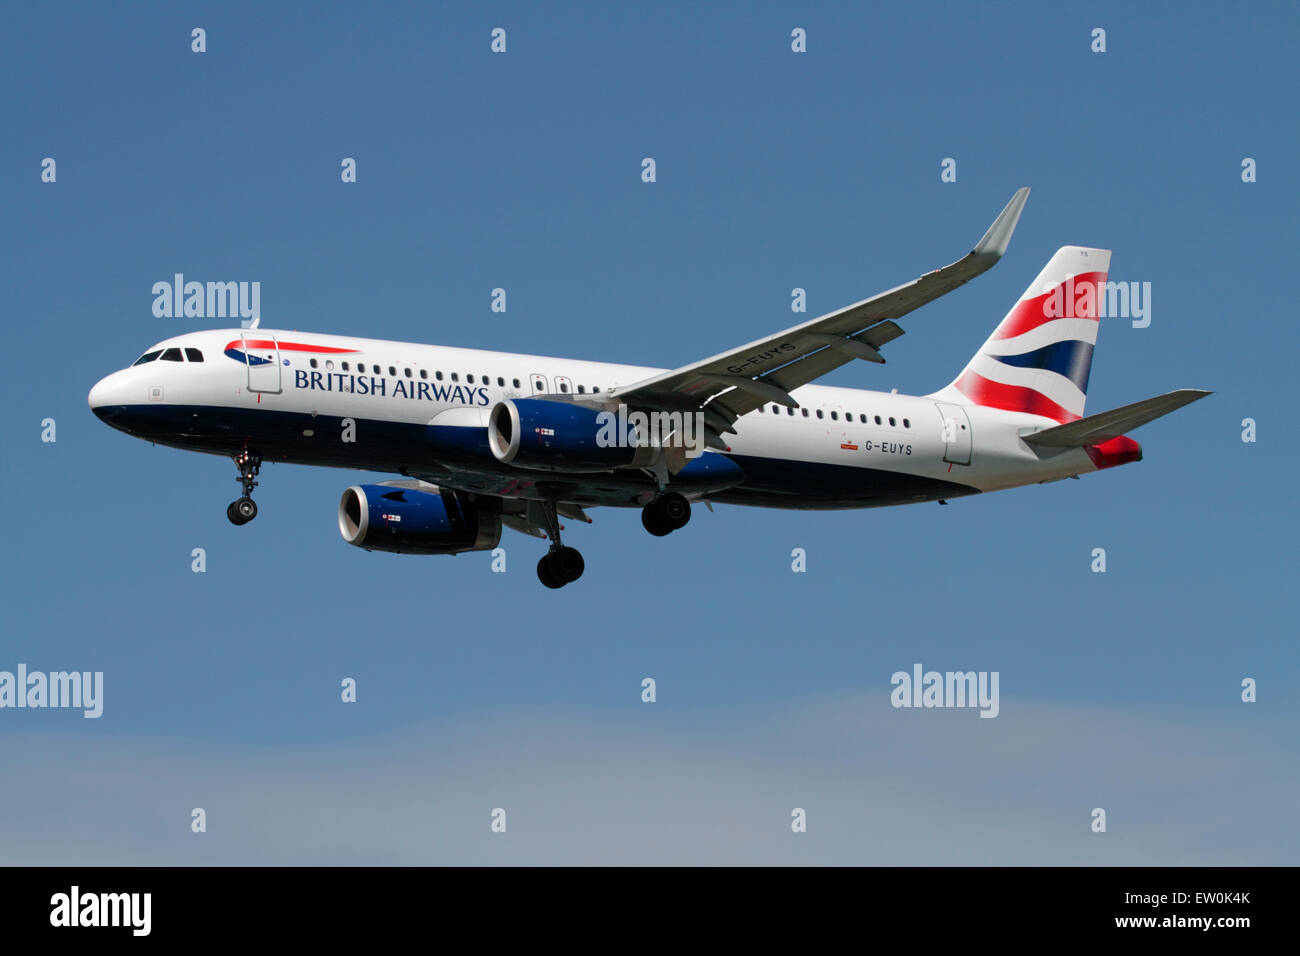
<box><xmin>185</xmin><ymin>348</ymin><xmax>204</xmax><ymax>362</ymax></box>
<box><xmin>160</xmin><ymin>348</ymin><xmax>184</xmax><ymax>362</ymax></box>
<box><xmin>132</xmin><ymin>350</ymin><xmax>163</xmax><ymax>366</ymax></box>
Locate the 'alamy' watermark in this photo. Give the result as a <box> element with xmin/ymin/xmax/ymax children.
<box><xmin>890</xmin><ymin>663</ymin><xmax>999</xmax><ymax>718</ymax></box>
<box><xmin>1042</xmin><ymin>274</ymin><xmax>1151</xmax><ymax>328</ymax></box>
<box><xmin>595</xmin><ymin>405</ymin><xmax>708</xmax><ymax>458</ymax></box>
<box><xmin>50</xmin><ymin>886</ymin><xmax>150</xmax><ymax>936</ymax></box>
<box><xmin>0</xmin><ymin>664</ymin><xmax>103</xmax><ymax>718</ymax></box>
<box><xmin>152</xmin><ymin>274</ymin><xmax>260</xmax><ymax>323</ymax></box>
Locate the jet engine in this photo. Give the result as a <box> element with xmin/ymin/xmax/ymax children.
<box><xmin>486</xmin><ymin>398</ymin><xmax>657</xmax><ymax>472</ymax></box>
<box><xmin>338</xmin><ymin>483</ymin><xmax>500</xmax><ymax>555</ymax></box>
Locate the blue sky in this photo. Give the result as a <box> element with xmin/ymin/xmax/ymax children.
<box><xmin>1</xmin><ymin>1</ymin><xmax>1296</xmax><ymax>863</ymax></box>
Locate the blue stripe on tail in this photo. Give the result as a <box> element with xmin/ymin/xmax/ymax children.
<box><xmin>991</xmin><ymin>340</ymin><xmax>1094</xmax><ymax>394</ymax></box>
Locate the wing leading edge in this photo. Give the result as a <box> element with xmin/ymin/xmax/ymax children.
<box><xmin>610</xmin><ymin>188</ymin><xmax>1032</xmax><ymax>449</ymax></box>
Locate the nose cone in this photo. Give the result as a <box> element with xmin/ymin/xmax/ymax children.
<box><xmin>89</xmin><ymin>370</ymin><xmax>132</xmax><ymax>424</ymax></box>
<box><xmin>88</xmin><ymin>377</ymin><xmax>108</xmax><ymax>412</ymax></box>
<box><xmin>1086</xmin><ymin>435</ymin><xmax>1143</xmax><ymax>470</ymax></box>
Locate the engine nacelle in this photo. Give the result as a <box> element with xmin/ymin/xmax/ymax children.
<box><xmin>487</xmin><ymin>398</ymin><xmax>655</xmax><ymax>472</ymax></box>
<box><xmin>338</xmin><ymin>484</ymin><xmax>500</xmax><ymax>555</ymax></box>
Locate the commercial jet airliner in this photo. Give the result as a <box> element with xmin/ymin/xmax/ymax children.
<box><xmin>89</xmin><ymin>189</ymin><xmax>1208</xmax><ymax>587</ymax></box>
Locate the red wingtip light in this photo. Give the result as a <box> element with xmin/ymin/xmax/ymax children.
<box><xmin>1086</xmin><ymin>435</ymin><xmax>1142</xmax><ymax>470</ymax></box>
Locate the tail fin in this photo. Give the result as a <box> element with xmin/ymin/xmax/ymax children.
<box><xmin>932</xmin><ymin>246</ymin><xmax>1111</xmax><ymax>423</ymax></box>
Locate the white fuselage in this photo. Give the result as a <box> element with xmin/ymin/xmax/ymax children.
<box><xmin>88</xmin><ymin>327</ymin><xmax>1103</xmax><ymax>509</ymax></box>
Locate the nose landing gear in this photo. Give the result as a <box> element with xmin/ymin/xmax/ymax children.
<box><xmin>227</xmin><ymin>497</ymin><xmax>258</xmax><ymax>525</ymax></box>
<box><xmin>641</xmin><ymin>492</ymin><xmax>691</xmax><ymax>537</ymax></box>
<box><xmin>227</xmin><ymin>450</ymin><xmax>262</xmax><ymax>526</ymax></box>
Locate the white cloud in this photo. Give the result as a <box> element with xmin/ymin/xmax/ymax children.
<box><xmin>0</xmin><ymin>694</ymin><xmax>1293</xmax><ymax>864</ymax></box>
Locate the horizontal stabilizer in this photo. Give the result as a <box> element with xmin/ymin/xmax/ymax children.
<box><xmin>1023</xmin><ymin>389</ymin><xmax>1211</xmax><ymax>447</ymax></box>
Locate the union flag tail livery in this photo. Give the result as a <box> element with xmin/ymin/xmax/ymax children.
<box><xmin>935</xmin><ymin>246</ymin><xmax>1110</xmax><ymax>424</ymax></box>
<box><xmin>88</xmin><ymin>189</ymin><xmax>1211</xmax><ymax>589</ymax></box>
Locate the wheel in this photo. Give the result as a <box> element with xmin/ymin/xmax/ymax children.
<box><xmin>234</xmin><ymin>497</ymin><xmax>258</xmax><ymax>523</ymax></box>
<box><xmin>226</xmin><ymin>501</ymin><xmax>246</xmax><ymax>526</ymax></box>
<box><xmin>553</xmin><ymin>546</ymin><xmax>584</xmax><ymax>583</ymax></box>
<box><xmin>642</xmin><ymin>502</ymin><xmax>671</xmax><ymax>536</ymax></box>
<box><xmin>660</xmin><ymin>492</ymin><xmax>690</xmax><ymax>530</ymax></box>
<box><xmin>537</xmin><ymin>554</ymin><xmax>564</xmax><ymax>589</ymax></box>
<box><xmin>643</xmin><ymin>494</ymin><xmax>689</xmax><ymax>535</ymax></box>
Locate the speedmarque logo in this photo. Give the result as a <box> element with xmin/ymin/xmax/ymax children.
<box><xmin>50</xmin><ymin>886</ymin><xmax>151</xmax><ymax>936</ymax></box>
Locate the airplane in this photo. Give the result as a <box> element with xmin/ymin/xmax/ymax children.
<box><xmin>88</xmin><ymin>188</ymin><xmax>1209</xmax><ymax>588</ymax></box>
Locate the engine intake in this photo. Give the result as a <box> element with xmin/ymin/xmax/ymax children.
<box><xmin>338</xmin><ymin>484</ymin><xmax>500</xmax><ymax>555</ymax></box>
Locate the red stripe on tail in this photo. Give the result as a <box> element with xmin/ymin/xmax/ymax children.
<box><xmin>953</xmin><ymin>370</ymin><xmax>1080</xmax><ymax>423</ymax></box>
<box><xmin>991</xmin><ymin>270</ymin><xmax>1107</xmax><ymax>340</ymax></box>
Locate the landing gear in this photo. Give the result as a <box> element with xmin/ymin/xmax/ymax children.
<box><xmin>537</xmin><ymin>547</ymin><xmax>585</xmax><ymax>589</ymax></box>
<box><xmin>227</xmin><ymin>449</ymin><xmax>262</xmax><ymax>525</ymax></box>
<box><xmin>227</xmin><ymin>497</ymin><xmax>258</xmax><ymax>525</ymax></box>
<box><xmin>641</xmin><ymin>492</ymin><xmax>691</xmax><ymax>537</ymax></box>
<box><xmin>534</xmin><ymin>501</ymin><xmax>585</xmax><ymax>588</ymax></box>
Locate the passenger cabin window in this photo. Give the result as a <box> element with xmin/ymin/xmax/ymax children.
<box><xmin>436</xmin><ymin>371</ymin><xmax>444</xmax><ymax>381</ymax></box>
<box><xmin>831</xmin><ymin>411</ymin><xmax>838</xmax><ymax>421</ymax></box>
<box><xmin>787</xmin><ymin>407</ymin><xmax>794</xmax><ymax>415</ymax></box>
<box><xmin>889</xmin><ymin>417</ymin><xmax>896</xmax><ymax>426</ymax></box>
<box><xmin>903</xmin><ymin>419</ymin><xmax>910</xmax><ymax>428</ymax></box>
<box><xmin>341</xmin><ymin>361</ymin><xmax>349</xmax><ymax>371</ymax></box>
<box><xmin>451</xmin><ymin>372</ymin><xmax>458</xmax><ymax>382</ymax></box>
<box><xmin>875</xmin><ymin>415</ymin><xmax>882</xmax><ymax>425</ymax></box>
<box><xmin>467</xmin><ymin>374</ymin><xmax>475</xmax><ymax>383</ymax></box>
<box><xmin>801</xmin><ymin>408</ymin><xmax>809</xmax><ymax>417</ymax></box>
<box><xmin>185</xmin><ymin>348</ymin><xmax>204</xmax><ymax>363</ymax></box>
<box><xmin>512</xmin><ymin>378</ymin><xmax>521</xmax><ymax>388</ymax></box>
<box><xmin>310</xmin><ymin>358</ymin><xmax>318</xmax><ymax>369</ymax></box>
<box><xmin>161</xmin><ymin>348</ymin><xmax>183</xmax><ymax>362</ymax></box>
<box><xmin>497</xmin><ymin>377</ymin><xmax>504</xmax><ymax>387</ymax></box>
<box><xmin>420</xmin><ymin>369</ymin><xmax>427</xmax><ymax>379</ymax></box>
<box><xmin>388</xmin><ymin>366</ymin><xmax>396</xmax><ymax>377</ymax></box>
<box><xmin>816</xmin><ymin>409</ymin><xmax>824</xmax><ymax>419</ymax></box>
<box><xmin>358</xmin><ymin>363</ymin><xmax>366</xmax><ymax>373</ymax></box>
<box><xmin>559</xmin><ymin>382</ymin><xmax>568</xmax><ymax>393</ymax></box>
<box><xmin>404</xmin><ymin>368</ymin><xmax>412</xmax><ymax>378</ymax></box>
<box><xmin>133</xmin><ymin>350</ymin><xmax>162</xmax><ymax>366</ymax></box>
<box><xmin>577</xmin><ymin>385</ymin><xmax>585</xmax><ymax>394</ymax></box>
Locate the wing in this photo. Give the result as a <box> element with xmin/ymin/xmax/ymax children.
<box><xmin>609</xmin><ymin>188</ymin><xmax>1031</xmax><ymax>449</ymax></box>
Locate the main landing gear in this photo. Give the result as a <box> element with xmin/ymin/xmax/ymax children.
<box><xmin>535</xmin><ymin>500</ymin><xmax>585</xmax><ymax>589</ymax></box>
<box><xmin>641</xmin><ymin>492</ymin><xmax>691</xmax><ymax>537</ymax></box>
<box><xmin>227</xmin><ymin>450</ymin><xmax>262</xmax><ymax>526</ymax></box>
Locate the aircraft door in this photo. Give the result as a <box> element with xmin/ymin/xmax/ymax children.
<box><xmin>935</xmin><ymin>403</ymin><xmax>972</xmax><ymax>465</ymax></box>
<box><xmin>241</xmin><ymin>333</ymin><xmax>282</xmax><ymax>394</ymax></box>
